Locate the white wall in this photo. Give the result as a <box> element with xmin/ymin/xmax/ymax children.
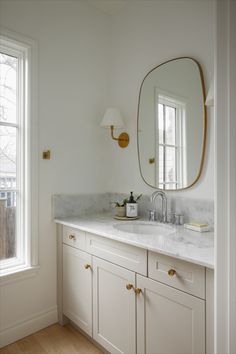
<box><xmin>0</xmin><ymin>0</ymin><xmax>110</xmax><ymax>346</ymax></box>
<box><xmin>107</xmin><ymin>0</ymin><xmax>214</xmax><ymax>200</ymax></box>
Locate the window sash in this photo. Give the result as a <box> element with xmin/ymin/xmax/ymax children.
<box><xmin>0</xmin><ymin>36</ymin><xmax>30</xmax><ymax>271</ymax></box>
<box><xmin>158</xmin><ymin>103</ymin><xmax>178</xmax><ymax>189</ymax></box>
<box><xmin>0</xmin><ymin>29</ymin><xmax>38</xmax><ymax>277</ymax></box>
<box><xmin>156</xmin><ymin>90</ymin><xmax>186</xmax><ymax>189</ymax></box>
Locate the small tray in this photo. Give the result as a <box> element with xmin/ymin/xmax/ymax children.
<box><xmin>114</xmin><ymin>216</ymin><xmax>140</xmax><ymax>221</ymax></box>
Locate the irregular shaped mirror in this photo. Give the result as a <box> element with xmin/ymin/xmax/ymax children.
<box><xmin>137</xmin><ymin>57</ymin><xmax>206</xmax><ymax>190</ymax></box>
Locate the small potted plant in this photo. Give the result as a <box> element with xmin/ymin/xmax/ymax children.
<box><xmin>113</xmin><ymin>194</ymin><xmax>142</xmax><ymax>217</ymax></box>
<box><xmin>113</xmin><ymin>198</ymin><xmax>129</xmax><ymax>217</ymax></box>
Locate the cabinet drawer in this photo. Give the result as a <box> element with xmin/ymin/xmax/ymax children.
<box><xmin>63</xmin><ymin>226</ymin><xmax>86</xmax><ymax>251</ymax></box>
<box><xmin>148</xmin><ymin>252</ymin><xmax>205</xmax><ymax>299</ymax></box>
<box><xmin>86</xmin><ymin>233</ymin><xmax>147</xmax><ymax>276</ymax></box>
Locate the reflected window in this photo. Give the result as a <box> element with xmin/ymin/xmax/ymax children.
<box><xmin>156</xmin><ymin>93</ymin><xmax>186</xmax><ymax>189</ymax></box>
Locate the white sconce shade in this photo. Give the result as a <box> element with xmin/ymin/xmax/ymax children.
<box><xmin>100</xmin><ymin>107</ymin><xmax>129</xmax><ymax>148</ymax></box>
<box><xmin>100</xmin><ymin>108</ymin><xmax>124</xmax><ymax>128</ymax></box>
<box><xmin>205</xmin><ymin>80</ymin><xmax>214</xmax><ymax>107</ymax></box>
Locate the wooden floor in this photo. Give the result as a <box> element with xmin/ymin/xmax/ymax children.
<box><xmin>0</xmin><ymin>324</ymin><xmax>104</xmax><ymax>354</ymax></box>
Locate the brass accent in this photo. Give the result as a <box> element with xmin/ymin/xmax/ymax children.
<box><xmin>43</xmin><ymin>150</ymin><xmax>51</xmax><ymax>160</ymax></box>
<box><xmin>68</xmin><ymin>234</ymin><xmax>75</xmax><ymax>240</ymax></box>
<box><xmin>137</xmin><ymin>57</ymin><xmax>207</xmax><ymax>191</ymax></box>
<box><xmin>149</xmin><ymin>158</ymin><xmax>155</xmax><ymax>164</ymax></box>
<box><xmin>118</xmin><ymin>133</ymin><xmax>130</xmax><ymax>148</ymax></box>
<box><xmin>168</xmin><ymin>269</ymin><xmax>177</xmax><ymax>277</ymax></box>
<box><xmin>111</xmin><ymin>126</ymin><xmax>129</xmax><ymax>148</ymax></box>
<box><xmin>84</xmin><ymin>264</ymin><xmax>91</xmax><ymax>270</ymax></box>
<box><xmin>126</xmin><ymin>283</ymin><xmax>134</xmax><ymax>290</ymax></box>
<box><xmin>134</xmin><ymin>288</ymin><xmax>142</xmax><ymax>294</ymax></box>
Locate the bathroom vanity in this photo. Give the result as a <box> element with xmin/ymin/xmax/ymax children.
<box><xmin>53</xmin><ymin>53</ymin><xmax>214</xmax><ymax>353</ymax></box>
<box><xmin>55</xmin><ymin>213</ymin><xmax>214</xmax><ymax>354</ymax></box>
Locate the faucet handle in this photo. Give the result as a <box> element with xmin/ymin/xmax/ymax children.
<box><xmin>149</xmin><ymin>210</ymin><xmax>156</xmax><ymax>221</ymax></box>
<box><xmin>162</xmin><ymin>212</ymin><xmax>167</xmax><ymax>223</ymax></box>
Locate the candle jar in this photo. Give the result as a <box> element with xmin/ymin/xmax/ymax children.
<box><xmin>126</xmin><ymin>203</ymin><xmax>138</xmax><ymax>217</ymax></box>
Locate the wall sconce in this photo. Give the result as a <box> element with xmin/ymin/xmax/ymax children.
<box><xmin>205</xmin><ymin>80</ymin><xmax>214</xmax><ymax>107</ymax></box>
<box><xmin>100</xmin><ymin>108</ymin><xmax>129</xmax><ymax>148</ymax></box>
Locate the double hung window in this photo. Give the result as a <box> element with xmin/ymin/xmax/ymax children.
<box><xmin>0</xmin><ymin>31</ymin><xmax>37</xmax><ymax>276</ymax></box>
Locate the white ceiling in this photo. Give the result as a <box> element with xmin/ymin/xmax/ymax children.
<box><xmin>88</xmin><ymin>0</ymin><xmax>128</xmax><ymax>15</ymax></box>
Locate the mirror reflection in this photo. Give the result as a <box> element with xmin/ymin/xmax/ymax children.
<box><xmin>138</xmin><ymin>57</ymin><xmax>206</xmax><ymax>190</ymax></box>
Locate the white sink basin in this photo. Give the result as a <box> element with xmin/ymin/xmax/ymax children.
<box><xmin>113</xmin><ymin>222</ymin><xmax>175</xmax><ymax>236</ymax></box>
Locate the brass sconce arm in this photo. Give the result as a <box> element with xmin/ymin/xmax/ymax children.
<box><xmin>110</xmin><ymin>125</ymin><xmax>119</xmax><ymax>141</ymax></box>
<box><xmin>110</xmin><ymin>125</ymin><xmax>129</xmax><ymax>148</ymax></box>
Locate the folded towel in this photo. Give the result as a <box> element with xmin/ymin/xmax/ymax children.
<box><xmin>184</xmin><ymin>223</ymin><xmax>210</xmax><ymax>232</ymax></box>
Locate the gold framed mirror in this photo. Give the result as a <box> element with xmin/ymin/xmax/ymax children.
<box><xmin>137</xmin><ymin>57</ymin><xmax>207</xmax><ymax>190</ymax></box>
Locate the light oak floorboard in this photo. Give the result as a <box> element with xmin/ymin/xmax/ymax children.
<box><xmin>0</xmin><ymin>324</ymin><xmax>104</xmax><ymax>354</ymax></box>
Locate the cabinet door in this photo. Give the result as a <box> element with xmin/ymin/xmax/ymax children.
<box><xmin>137</xmin><ymin>275</ymin><xmax>205</xmax><ymax>354</ymax></box>
<box><xmin>63</xmin><ymin>244</ymin><xmax>92</xmax><ymax>336</ymax></box>
<box><xmin>93</xmin><ymin>257</ymin><xmax>136</xmax><ymax>354</ymax></box>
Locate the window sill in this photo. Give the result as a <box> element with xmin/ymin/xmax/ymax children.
<box><xmin>0</xmin><ymin>265</ymin><xmax>40</xmax><ymax>286</ymax></box>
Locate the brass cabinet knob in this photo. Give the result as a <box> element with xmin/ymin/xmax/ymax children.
<box><xmin>134</xmin><ymin>288</ymin><xmax>142</xmax><ymax>295</ymax></box>
<box><xmin>84</xmin><ymin>264</ymin><xmax>91</xmax><ymax>270</ymax></box>
<box><xmin>168</xmin><ymin>269</ymin><xmax>176</xmax><ymax>277</ymax></box>
<box><xmin>126</xmin><ymin>284</ymin><xmax>134</xmax><ymax>290</ymax></box>
<box><xmin>69</xmin><ymin>234</ymin><xmax>75</xmax><ymax>240</ymax></box>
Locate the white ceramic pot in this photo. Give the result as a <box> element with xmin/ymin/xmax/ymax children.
<box><xmin>115</xmin><ymin>206</ymin><xmax>126</xmax><ymax>217</ymax></box>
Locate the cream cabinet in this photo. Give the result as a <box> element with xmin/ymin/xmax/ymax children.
<box><xmin>62</xmin><ymin>244</ymin><xmax>92</xmax><ymax>336</ymax></box>
<box><xmin>148</xmin><ymin>251</ymin><xmax>206</xmax><ymax>298</ymax></box>
<box><xmin>57</xmin><ymin>225</ymin><xmax>213</xmax><ymax>354</ymax></box>
<box><xmin>93</xmin><ymin>257</ymin><xmax>136</xmax><ymax>354</ymax></box>
<box><xmin>137</xmin><ymin>275</ymin><xmax>205</xmax><ymax>354</ymax></box>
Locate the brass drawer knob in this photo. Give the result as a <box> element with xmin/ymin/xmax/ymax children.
<box><xmin>69</xmin><ymin>234</ymin><xmax>75</xmax><ymax>240</ymax></box>
<box><xmin>134</xmin><ymin>288</ymin><xmax>142</xmax><ymax>295</ymax></box>
<box><xmin>126</xmin><ymin>284</ymin><xmax>134</xmax><ymax>290</ymax></box>
<box><xmin>168</xmin><ymin>269</ymin><xmax>176</xmax><ymax>277</ymax></box>
<box><xmin>84</xmin><ymin>264</ymin><xmax>91</xmax><ymax>270</ymax></box>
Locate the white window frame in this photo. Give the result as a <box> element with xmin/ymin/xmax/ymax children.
<box><xmin>155</xmin><ymin>89</ymin><xmax>187</xmax><ymax>190</ymax></box>
<box><xmin>0</xmin><ymin>29</ymin><xmax>38</xmax><ymax>279</ymax></box>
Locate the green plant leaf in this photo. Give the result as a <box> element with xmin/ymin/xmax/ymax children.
<box><xmin>135</xmin><ymin>194</ymin><xmax>142</xmax><ymax>201</ymax></box>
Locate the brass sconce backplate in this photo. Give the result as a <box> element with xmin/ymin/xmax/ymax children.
<box><xmin>118</xmin><ymin>132</ymin><xmax>129</xmax><ymax>148</ymax></box>
<box><xmin>43</xmin><ymin>150</ymin><xmax>51</xmax><ymax>159</ymax></box>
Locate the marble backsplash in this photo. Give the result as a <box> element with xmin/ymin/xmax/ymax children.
<box><xmin>52</xmin><ymin>193</ymin><xmax>110</xmax><ymax>218</ymax></box>
<box><xmin>52</xmin><ymin>193</ymin><xmax>214</xmax><ymax>227</ymax></box>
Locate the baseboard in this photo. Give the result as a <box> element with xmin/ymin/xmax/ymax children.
<box><xmin>0</xmin><ymin>306</ymin><xmax>58</xmax><ymax>348</ymax></box>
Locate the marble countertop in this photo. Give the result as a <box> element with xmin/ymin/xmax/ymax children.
<box><xmin>55</xmin><ymin>213</ymin><xmax>214</xmax><ymax>269</ymax></box>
